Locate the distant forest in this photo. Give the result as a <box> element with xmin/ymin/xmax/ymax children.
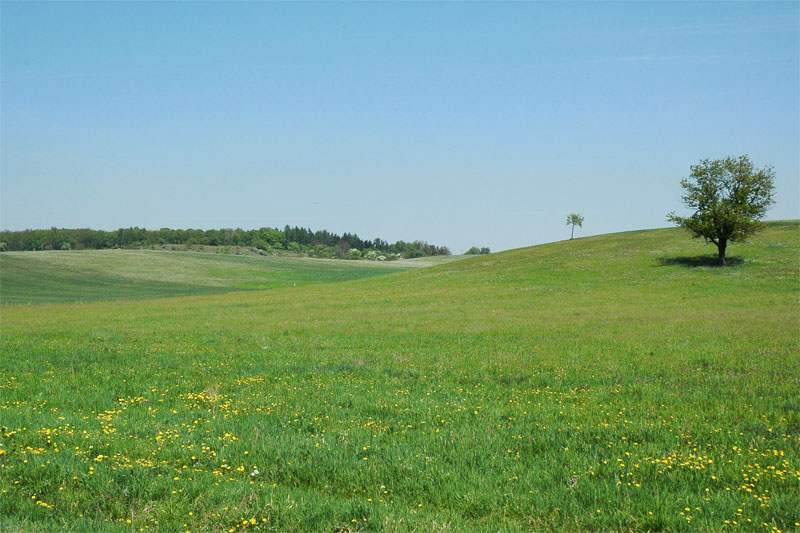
<box><xmin>0</xmin><ymin>226</ymin><xmax>453</xmax><ymax>260</ymax></box>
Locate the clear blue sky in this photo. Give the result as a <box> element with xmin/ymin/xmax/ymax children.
<box><xmin>2</xmin><ymin>1</ymin><xmax>798</xmax><ymax>252</ymax></box>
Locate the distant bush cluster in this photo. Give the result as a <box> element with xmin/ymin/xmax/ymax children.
<box><xmin>465</xmin><ymin>246</ymin><xmax>491</xmax><ymax>255</ymax></box>
<box><xmin>0</xmin><ymin>226</ymin><xmax>451</xmax><ymax>260</ymax></box>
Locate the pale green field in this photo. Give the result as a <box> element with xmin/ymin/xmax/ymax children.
<box><xmin>0</xmin><ymin>250</ymin><xmax>464</xmax><ymax>304</ymax></box>
<box><xmin>0</xmin><ymin>222</ymin><xmax>798</xmax><ymax>531</ymax></box>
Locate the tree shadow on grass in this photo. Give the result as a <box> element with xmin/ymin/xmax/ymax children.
<box><xmin>656</xmin><ymin>255</ymin><xmax>744</xmax><ymax>268</ymax></box>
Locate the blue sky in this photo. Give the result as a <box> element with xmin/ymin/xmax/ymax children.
<box><xmin>2</xmin><ymin>2</ymin><xmax>798</xmax><ymax>252</ymax></box>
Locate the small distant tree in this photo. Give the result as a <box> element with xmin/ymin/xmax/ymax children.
<box><xmin>336</xmin><ymin>240</ymin><xmax>351</xmax><ymax>258</ymax></box>
<box><xmin>566</xmin><ymin>213</ymin><xmax>584</xmax><ymax>240</ymax></box>
<box><xmin>667</xmin><ymin>155</ymin><xmax>775</xmax><ymax>266</ymax></box>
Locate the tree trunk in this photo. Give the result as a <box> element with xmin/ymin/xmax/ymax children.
<box><xmin>570</xmin><ymin>225</ymin><xmax>574</xmax><ymax>240</ymax></box>
<box><xmin>717</xmin><ymin>238</ymin><xmax>727</xmax><ymax>266</ymax></box>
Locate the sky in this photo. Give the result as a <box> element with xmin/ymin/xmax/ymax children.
<box><xmin>1</xmin><ymin>2</ymin><xmax>798</xmax><ymax>253</ymax></box>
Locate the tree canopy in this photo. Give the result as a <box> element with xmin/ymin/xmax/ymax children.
<box><xmin>0</xmin><ymin>225</ymin><xmax>451</xmax><ymax>260</ymax></box>
<box><xmin>667</xmin><ymin>155</ymin><xmax>775</xmax><ymax>266</ymax></box>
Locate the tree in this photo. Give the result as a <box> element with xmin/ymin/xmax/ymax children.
<box><xmin>566</xmin><ymin>213</ymin><xmax>584</xmax><ymax>240</ymax></box>
<box><xmin>667</xmin><ymin>155</ymin><xmax>775</xmax><ymax>266</ymax></box>
<box><xmin>335</xmin><ymin>239</ymin><xmax>351</xmax><ymax>258</ymax></box>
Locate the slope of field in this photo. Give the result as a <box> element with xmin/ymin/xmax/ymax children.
<box><xmin>1</xmin><ymin>222</ymin><xmax>798</xmax><ymax>531</ymax></box>
<box><xmin>0</xmin><ymin>250</ymin><xmax>448</xmax><ymax>304</ymax></box>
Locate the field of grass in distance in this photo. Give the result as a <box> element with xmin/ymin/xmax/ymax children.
<box><xmin>0</xmin><ymin>250</ymin><xmax>453</xmax><ymax>304</ymax></box>
<box><xmin>0</xmin><ymin>221</ymin><xmax>798</xmax><ymax>531</ymax></box>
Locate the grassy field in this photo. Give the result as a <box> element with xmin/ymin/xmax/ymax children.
<box><xmin>0</xmin><ymin>222</ymin><xmax>798</xmax><ymax>531</ymax></box>
<box><xmin>0</xmin><ymin>250</ymin><xmax>463</xmax><ymax>304</ymax></box>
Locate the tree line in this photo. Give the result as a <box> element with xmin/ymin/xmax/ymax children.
<box><xmin>0</xmin><ymin>226</ymin><xmax>451</xmax><ymax>259</ymax></box>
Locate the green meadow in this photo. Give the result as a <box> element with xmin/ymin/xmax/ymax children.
<box><xmin>0</xmin><ymin>222</ymin><xmax>798</xmax><ymax>531</ymax></box>
<box><xmin>0</xmin><ymin>250</ymin><xmax>461</xmax><ymax>305</ymax></box>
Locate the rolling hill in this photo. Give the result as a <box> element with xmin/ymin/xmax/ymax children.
<box><xmin>0</xmin><ymin>249</ymin><xmax>465</xmax><ymax>304</ymax></box>
<box><xmin>0</xmin><ymin>222</ymin><xmax>797</xmax><ymax>531</ymax></box>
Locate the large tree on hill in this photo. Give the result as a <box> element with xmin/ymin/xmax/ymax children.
<box><xmin>667</xmin><ymin>155</ymin><xmax>775</xmax><ymax>266</ymax></box>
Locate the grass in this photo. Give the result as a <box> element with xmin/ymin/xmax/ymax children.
<box><xmin>0</xmin><ymin>222</ymin><xmax>798</xmax><ymax>531</ymax></box>
<box><xmin>0</xmin><ymin>250</ymin><xmax>455</xmax><ymax>304</ymax></box>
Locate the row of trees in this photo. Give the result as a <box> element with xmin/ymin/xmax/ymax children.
<box><xmin>0</xmin><ymin>225</ymin><xmax>452</xmax><ymax>259</ymax></box>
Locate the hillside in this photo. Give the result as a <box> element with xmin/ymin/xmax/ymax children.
<box><xmin>0</xmin><ymin>222</ymin><xmax>798</xmax><ymax>531</ymax></box>
<box><xmin>0</xmin><ymin>250</ymin><xmax>465</xmax><ymax>304</ymax></box>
